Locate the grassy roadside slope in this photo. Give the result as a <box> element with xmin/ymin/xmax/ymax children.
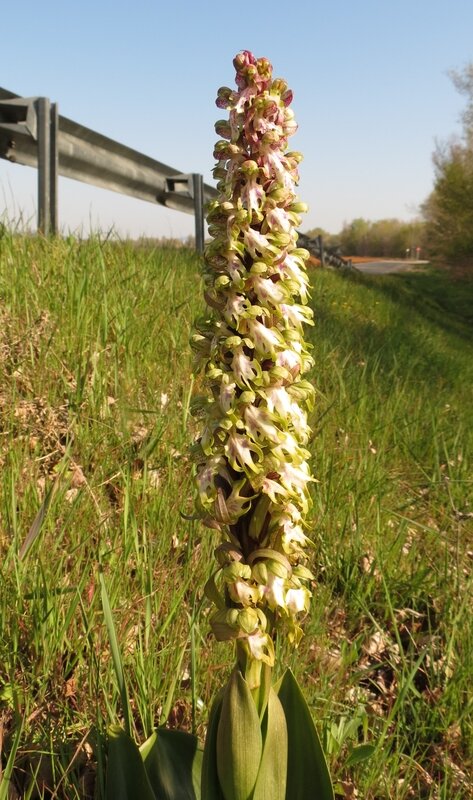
<box><xmin>0</xmin><ymin>234</ymin><xmax>471</xmax><ymax>798</ymax></box>
<box><xmin>302</xmin><ymin>267</ymin><xmax>472</xmax><ymax>798</ymax></box>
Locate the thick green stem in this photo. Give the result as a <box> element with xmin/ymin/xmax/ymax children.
<box><xmin>236</xmin><ymin>640</ymin><xmax>272</xmax><ymax>718</ymax></box>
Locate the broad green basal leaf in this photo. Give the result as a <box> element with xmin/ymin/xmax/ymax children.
<box><xmin>216</xmin><ymin>669</ymin><xmax>263</xmax><ymax>800</ymax></box>
<box><xmin>252</xmin><ymin>687</ymin><xmax>288</xmax><ymax>800</ymax></box>
<box><xmin>105</xmin><ymin>725</ymin><xmax>156</xmax><ymax>800</ymax></box>
<box><xmin>140</xmin><ymin>727</ymin><xmax>203</xmax><ymax>800</ymax></box>
<box><xmin>275</xmin><ymin>670</ymin><xmax>334</xmax><ymax>800</ymax></box>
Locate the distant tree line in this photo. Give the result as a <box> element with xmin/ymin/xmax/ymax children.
<box><xmin>305</xmin><ymin>218</ymin><xmax>426</xmax><ymax>259</ymax></box>
<box><xmin>306</xmin><ymin>62</ymin><xmax>473</xmax><ymax>268</ymax></box>
<box><xmin>422</xmin><ymin>63</ymin><xmax>473</xmax><ymax>266</ymax></box>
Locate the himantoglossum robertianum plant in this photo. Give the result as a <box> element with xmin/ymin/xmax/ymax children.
<box><xmin>190</xmin><ymin>50</ymin><xmax>334</xmax><ymax>800</ymax></box>
<box><xmin>191</xmin><ymin>49</ymin><xmax>315</xmax><ymax>687</ymax></box>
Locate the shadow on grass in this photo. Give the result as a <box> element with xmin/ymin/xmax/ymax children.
<box><xmin>308</xmin><ymin>268</ymin><xmax>473</xmax><ymax>403</ymax></box>
<box><xmin>343</xmin><ymin>268</ymin><xmax>473</xmax><ymax>343</ymax></box>
<box><xmin>312</xmin><ymin>303</ymin><xmax>468</xmax><ymax>394</ymax></box>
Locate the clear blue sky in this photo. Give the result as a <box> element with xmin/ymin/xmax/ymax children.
<box><xmin>1</xmin><ymin>0</ymin><xmax>472</xmax><ymax>238</ymax></box>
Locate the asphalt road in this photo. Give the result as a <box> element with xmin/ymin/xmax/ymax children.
<box><xmin>354</xmin><ymin>260</ymin><xmax>429</xmax><ymax>275</ymax></box>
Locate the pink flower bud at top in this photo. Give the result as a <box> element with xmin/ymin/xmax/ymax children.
<box><xmin>281</xmin><ymin>89</ymin><xmax>294</xmax><ymax>107</ymax></box>
<box><xmin>216</xmin><ymin>86</ymin><xmax>233</xmax><ymax>109</ymax></box>
<box><xmin>256</xmin><ymin>57</ymin><xmax>272</xmax><ymax>87</ymax></box>
<box><xmin>270</xmin><ymin>78</ymin><xmax>289</xmax><ymax>95</ymax></box>
<box><xmin>233</xmin><ymin>50</ymin><xmax>257</xmax><ymax>72</ymax></box>
<box><xmin>215</xmin><ymin>119</ymin><xmax>232</xmax><ymax>139</ymax></box>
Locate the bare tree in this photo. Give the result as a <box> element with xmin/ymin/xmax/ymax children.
<box><xmin>448</xmin><ymin>63</ymin><xmax>473</xmax><ymax>146</ymax></box>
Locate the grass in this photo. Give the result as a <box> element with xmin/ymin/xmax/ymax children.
<box><xmin>0</xmin><ymin>231</ymin><xmax>472</xmax><ymax>798</ymax></box>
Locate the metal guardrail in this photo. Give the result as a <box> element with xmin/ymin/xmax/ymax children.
<box><xmin>297</xmin><ymin>232</ymin><xmax>354</xmax><ymax>269</ymax></box>
<box><xmin>0</xmin><ymin>87</ymin><xmax>218</xmax><ymax>250</ymax></box>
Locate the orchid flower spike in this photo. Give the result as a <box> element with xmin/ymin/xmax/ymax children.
<box><xmin>192</xmin><ymin>50</ymin><xmax>315</xmax><ymax>680</ymax></box>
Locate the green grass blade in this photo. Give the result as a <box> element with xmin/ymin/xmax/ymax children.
<box><xmin>100</xmin><ymin>570</ymin><xmax>132</xmax><ymax>737</ymax></box>
<box><xmin>0</xmin><ymin>716</ymin><xmax>23</xmax><ymax>800</ymax></box>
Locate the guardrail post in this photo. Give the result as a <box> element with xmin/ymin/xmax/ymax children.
<box><xmin>36</xmin><ymin>97</ymin><xmax>58</xmax><ymax>235</ymax></box>
<box><xmin>50</xmin><ymin>102</ymin><xmax>58</xmax><ymax>234</ymax></box>
<box><xmin>192</xmin><ymin>173</ymin><xmax>204</xmax><ymax>254</ymax></box>
<box><xmin>37</xmin><ymin>97</ymin><xmax>51</xmax><ymax>235</ymax></box>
